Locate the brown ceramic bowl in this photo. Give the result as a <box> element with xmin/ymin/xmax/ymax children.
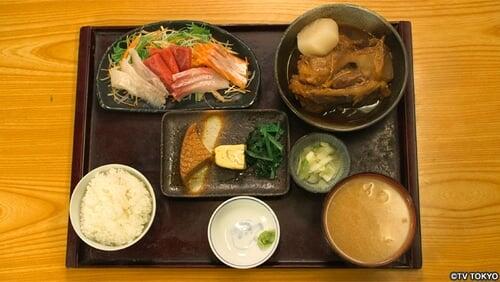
<box><xmin>322</xmin><ymin>173</ymin><xmax>416</xmax><ymax>267</ymax></box>
<box><xmin>275</xmin><ymin>4</ymin><xmax>408</xmax><ymax>132</ymax></box>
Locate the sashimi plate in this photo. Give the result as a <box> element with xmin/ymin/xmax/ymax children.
<box><xmin>96</xmin><ymin>20</ymin><xmax>260</xmax><ymax>113</ymax></box>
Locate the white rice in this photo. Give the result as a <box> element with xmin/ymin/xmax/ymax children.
<box><xmin>80</xmin><ymin>168</ymin><xmax>153</xmax><ymax>246</ymax></box>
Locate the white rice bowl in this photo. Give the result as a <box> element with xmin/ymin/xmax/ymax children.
<box><xmin>79</xmin><ymin>168</ymin><xmax>153</xmax><ymax>246</ymax></box>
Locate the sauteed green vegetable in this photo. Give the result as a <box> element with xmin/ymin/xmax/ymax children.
<box><xmin>245</xmin><ymin>123</ymin><xmax>284</xmax><ymax>179</ymax></box>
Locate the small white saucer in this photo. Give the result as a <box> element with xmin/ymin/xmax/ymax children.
<box><xmin>207</xmin><ymin>196</ymin><xmax>280</xmax><ymax>269</ymax></box>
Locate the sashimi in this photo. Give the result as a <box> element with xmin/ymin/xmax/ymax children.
<box><xmin>149</xmin><ymin>48</ymin><xmax>162</xmax><ymax>56</ymax></box>
<box><xmin>150</xmin><ymin>46</ymin><xmax>191</xmax><ymax>71</ymax></box>
<box><xmin>109</xmin><ymin>66</ymin><xmax>166</xmax><ymax>108</ymax></box>
<box><xmin>192</xmin><ymin>43</ymin><xmax>248</xmax><ymax>89</ymax></box>
<box><xmin>119</xmin><ymin>60</ymin><xmax>167</xmax><ymax>106</ymax></box>
<box><xmin>128</xmin><ymin>48</ymin><xmax>168</xmax><ymax>95</ymax></box>
<box><xmin>150</xmin><ymin>48</ymin><xmax>179</xmax><ymax>73</ymax></box>
<box><xmin>170</xmin><ymin>46</ymin><xmax>192</xmax><ymax>71</ymax></box>
<box><xmin>172</xmin><ymin>67</ymin><xmax>219</xmax><ymax>84</ymax></box>
<box><xmin>106</xmin><ymin>23</ymin><xmax>253</xmax><ymax>108</ymax></box>
<box><xmin>171</xmin><ymin>67</ymin><xmax>229</xmax><ymax>101</ymax></box>
<box><xmin>144</xmin><ymin>53</ymin><xmax>174</xmax><ymax>91</ymax></box>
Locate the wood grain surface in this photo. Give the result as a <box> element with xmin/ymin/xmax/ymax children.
<box><xmin>0</xmin><ymin>0</ymin><xmax>499</xmax><ymax>281</ymax></box>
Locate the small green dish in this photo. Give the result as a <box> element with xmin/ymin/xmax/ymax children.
<box><xmin>289</xmin><ymin>133</ymin><xmax>350</xmax><ymax>193</ymax></box>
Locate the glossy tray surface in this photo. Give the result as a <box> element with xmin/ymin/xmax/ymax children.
<box><xmin>66</xmin><ymin>23</ymin><xmax>421</xmax><ymax>268</ymax></box>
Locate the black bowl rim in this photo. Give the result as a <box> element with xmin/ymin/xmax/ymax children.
<box><xmin>96</xmin><ymin>19</ymin><xmax>261</xmax><ymax>113</ymax></box>
<box><xmin>274</xmin><ymin>3</ymin><xmax>409</xmax><ymax>132</ymax></box>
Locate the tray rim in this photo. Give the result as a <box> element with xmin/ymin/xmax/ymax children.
<box><xmin>66</xmin><ymin>22</ymin><xmax>421</xmax><ymax>269</ymax></box>
<box><xmin>160</xmin><ymin>108</ymin><xmax>291</xmax><ymax>197</ymax></box>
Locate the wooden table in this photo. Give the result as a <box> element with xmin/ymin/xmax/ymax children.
<box><xmin>1</xmin><ymin>1</ymin><xmax>499</xmax><ymax>280</ymax></box>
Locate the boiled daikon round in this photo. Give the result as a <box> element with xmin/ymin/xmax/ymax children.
<box><xmin>297</xmin><ymin>18</ymin><xmax>339</xmax><ymax>57</ymax></box>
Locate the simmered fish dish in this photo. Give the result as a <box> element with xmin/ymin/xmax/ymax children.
<box><xmin>289</xmin><ymin>20</ymin><xmax>394</xmax><ymax>114</ymax></box>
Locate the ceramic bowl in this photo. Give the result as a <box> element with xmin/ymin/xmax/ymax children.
<box><xmin>289</xmin><ymin>133</ymin><xmax>350</xmax><ymax>193</ymax></box>
<box><xmin>322</xmin><ymin>173</ymin><xmax>416</xmax><ymax>267</ymax></box>
<box><xmin>207</xmin><ymin>196</ymin><xmax>280</xmax><ymax>268</ymax></box>
<box><xmin>274</xmin><ymin>4</ymin><xmax>408</xmax><ymax>131</ymax></box>
<box><xmin>69</xmin><ymin>164</ymin><xmax>156</xmax><ymax>251</ymax></box>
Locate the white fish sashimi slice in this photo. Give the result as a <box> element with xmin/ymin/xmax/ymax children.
<box><xmin>110</xmin><ymin>67</ymin><xmax>167</xmax><ymax>107</ymax></box>
<box><xmin>109</xmin><ymin>63</ymin><xmax>166</xmax><ymax>108</ymax></box>
<box><xmin>109</xmin><ymin>67</ymin><xmax>139</xmax><ymax>94</ymax></box>
<box><xmin>128</xmin><ymin>48</ymin><xmax>169</xmax><ymax>96</ymax></box>
<box><xmin>118</xmin><ymin>60</ymin><xmax>166</xmax><ymax>107</ymax></box>
<box><xmin>109</xmin><ymin>67</ymin><xmax>160</xmax><ymax>106</ymax></box>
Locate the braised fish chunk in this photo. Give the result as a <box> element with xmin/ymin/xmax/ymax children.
<box><xmin>289</xmin><ymin>32</ymin><xmax>394</xmax><ymax>113</ymax></box>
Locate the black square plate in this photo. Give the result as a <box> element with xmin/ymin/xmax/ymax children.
<box><xmin>161</xmin><ymin>109</ymin><xmax>290</xmax><ymax>197</ymax></box>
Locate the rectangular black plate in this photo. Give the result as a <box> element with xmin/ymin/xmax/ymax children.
<box><xmin>67</xmin><ymin>22</ymin><xmax>421</xmax><ymax>268</ymax></box>
<box><xmin>161</xmin><ymin>109</ymin><xmax>290</xmax><ymax>197</ymax></box>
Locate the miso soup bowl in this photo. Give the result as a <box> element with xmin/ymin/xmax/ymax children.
<box><xmin>322</xmin><ymin>173</ymin><xmax>416</xmax><ymax>267</ymax></box>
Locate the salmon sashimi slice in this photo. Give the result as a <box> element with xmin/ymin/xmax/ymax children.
<box><xmin>192</xmin><ymin>43</ymin><xmax>248</xmax><ymax>89</ymax></box>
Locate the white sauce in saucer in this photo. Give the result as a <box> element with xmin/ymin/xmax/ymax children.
<box><xmin>208</xmin><ymin>197</ymin><xmax>280</xmax><ymax>268</ymax></box>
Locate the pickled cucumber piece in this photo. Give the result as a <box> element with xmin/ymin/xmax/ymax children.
<box><xmin>296</xmin><ymin>141</ymin><xmax>340</xmax><ymax>185</ymax></box>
